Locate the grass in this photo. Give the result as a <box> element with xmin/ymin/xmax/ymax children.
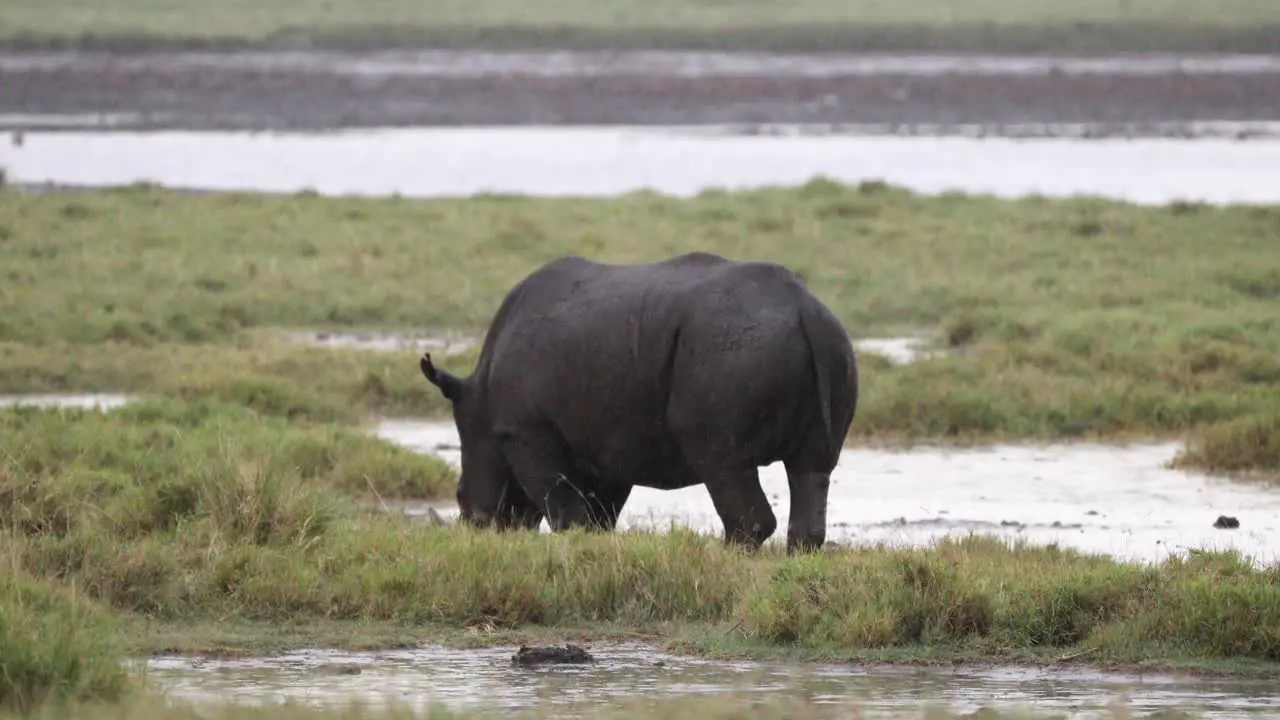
<box><xmin>4</xmin><ymin>401</ymin><xmax>1280</xmax><ymax>673</ymax></box>
<box><xmin>2</xmin><ymin>0</ymin><xmax>1280</xmax><ymax>53</ymax></box>
<box><xmin>0</xmin><ymin>567</ymin><xmax>130</xmax><ymax>710</ymax></box>
<box><xmin>1</xmin><ymin>182</ymin><xmax>1278</xmax><ymax>470</ymax></box>
<box><xmin>0</xmin><ymin>397</ymin><xmax>457</xmax><ymax>504</ymax></box>
<box><xmin>1170</xmin><ymin>410</ymin><xmax>1280</xmax><ymax>480</ymax></box>
<box><xmin>3</xmin><ymin>400</ymin><xmax>1278</xmax><ymax>715</ymax></box>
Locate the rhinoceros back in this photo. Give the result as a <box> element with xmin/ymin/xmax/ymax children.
<box><xmin>475</xmin><ymin>253</ymin><xmax>856</xmax><ymax>486</ymax></box>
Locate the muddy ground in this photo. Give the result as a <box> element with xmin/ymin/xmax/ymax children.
<box><xmin>4</xmin><ymin>50</ymin><xmax>1280</xmax><ymax>135</ymax></box>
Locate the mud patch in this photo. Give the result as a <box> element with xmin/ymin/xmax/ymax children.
<box><xmin>142</xmin><ymin>641</ymin><xmax>1280</xmax><ymax>716</ymax></box>
<box><xmin>372</xmin><ymin>420</ymin><xmax>1280</xmax><ymax>566</ymax></box>
<box><xmin>512</xmin><ymin>645</ymin><xmax>595</xmax><ymax>666</ymax></box>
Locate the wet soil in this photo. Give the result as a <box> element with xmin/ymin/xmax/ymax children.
<box><xmin>3</xmin><ymin>50</ymin><xmax>1280</xmax><ymax>134</ymax></box>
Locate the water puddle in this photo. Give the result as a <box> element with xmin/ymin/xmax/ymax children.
<box><xmin>0</xmin><ymin>392</ymin><xmax>134</xmax><ymax>411</ymax></box>
<box><xmin>372</xmin><ymin>421</ymin><xmax>1280</xmax><ymax>566</ymax></box>
<box><xmin>4</xmin><ymin>128</ymin><xmax>1279</xmax><ymax>204</ymax></box>
<box><xmin>142</xmin><ymin>642</ymin><xmax>1280</xmax><ymax>717</ymax></box>
<box><xmin>282</xmin><ymin>331</ymin><xmax>939</xmax><ymax>365</ymax></box>
<box><xmin>279</xmin><ymin>330</ymin><xmax>481</xmax><ymax>356</ymax></box>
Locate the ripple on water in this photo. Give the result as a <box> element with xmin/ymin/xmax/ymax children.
<box><xmin>142</xmin><ymin>642</ymin><xmax>1280</xmax><ymax>718</ymax></box>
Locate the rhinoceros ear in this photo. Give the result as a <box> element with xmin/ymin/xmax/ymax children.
<box><xmin>420</xmin><ymin>352</ymin><xmax>463</xmax><ymax>402</ymax></box>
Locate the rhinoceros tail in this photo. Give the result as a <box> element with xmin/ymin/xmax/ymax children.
<box><xmin>796</xmin><ymin>297</ymin><xmax>851</xmax><ymax>466</ymax></box>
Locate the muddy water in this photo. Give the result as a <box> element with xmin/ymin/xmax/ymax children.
<box><xmin>373</xmin><ymin>420</ymin><xmax>1280</xmax><ymax>566</ymax></box>
<box><xmin>142</xmin><ymin>642</ymin><xmax>1280</xmax><ymax>718</ymax></box>
<box><xmin>4</xmin><ymin>128</ymin><xmax>1280</xmax><ymax>204</ymax></box>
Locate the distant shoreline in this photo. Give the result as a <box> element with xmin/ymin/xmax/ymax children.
<box><xmin>2</xmin><ymin>22</ymin><xmax>1279</xmax><ymax>56</ymax></box>
<box><xmin>4</xmin><ymin>49</ymin><xmax>1279</xmax><ymax>133</ymax></box>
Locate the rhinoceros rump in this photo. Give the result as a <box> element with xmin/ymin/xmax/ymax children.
<box><xmin>419</xmin><ymin>252</ymin><xmax>858</xmax><ymax>553</ymax></box>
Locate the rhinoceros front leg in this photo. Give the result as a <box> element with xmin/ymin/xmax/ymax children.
<box><xmin>495</xmin><ymin>480</ymin><xmax>546</xmax><ymax>532</ymax></box>
<box><xmin>500</xmin><ymin>429</ymin><xmax>594</xmax><ymax>532</ymax></box>
<box><xmin>701</xmin><ymin>467</ymin><xmax>778</xmax><ymax>551</ymax></box>
<box><xmin>584</xmin><ymin>482</ymin><xmax>632</xmax><ymax>531</ymax></box>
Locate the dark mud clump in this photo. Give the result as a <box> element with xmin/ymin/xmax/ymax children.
<box><xmin>512</xmin><ymin>644</ymin><xmax>596</xmax><ymax>666</ymax></box>
<box><xmin>1214</xmin><ymin>515</ymin><xmax>1241</xmax><ymax>530</ymax></box>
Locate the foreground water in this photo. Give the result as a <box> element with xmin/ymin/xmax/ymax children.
<box><xmin>143</xmin><ymin>642</ymin><xmax>1280</xmax><ymax>718</ymax></box>
<box><xmin>4</xmin><ymin>127</ymin><xmax>1280</xmax><ymax>204</ymax></box>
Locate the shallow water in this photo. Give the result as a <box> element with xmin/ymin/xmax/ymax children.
<box><xmin>4</xmin><ymin>127</ymin><xmax>1280</xmax><ymax>204</ymax></box>
<box><xmin>372</xmin><ymin>420</ymin><xmax>1279</xmax><ymax>566</ymax></box>
<box><xmin>7</xmin><ymin>50</ymin><xmax>1280</xmax><ymax>78</ymax></box>
<box><xmin>278</xmin><ymin>330</ymin><xmax>482</xmax><ymax>356</ymax></box>
<box><xmin>0</xmin><ymin>392</ymin><xmax>134</xmax><ymax>411</ymax></box>
<box><xmin>143</xmin><ymin>642</ymin><xmax>1280</xmax><ymax>718</ymax></box>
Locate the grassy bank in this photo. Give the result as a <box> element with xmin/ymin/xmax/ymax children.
<box><xmin>4</xmin><ymin>401</ymin><xmax>1280</xmax><ymax>676</ymax></box>
<box><xmin>2</xmin><ymin>0</ymin><xmax>1280</xmax><ymax>53</ymax></box>
<box><xmin>1</xmin><ymin>397</ymin><xmax>456</xmax><ymax>503</ymax></box>
<box><xmin>2</xmin><ymin>182</ymin><xmax>1278</xmax><ymax>468</ymax></box>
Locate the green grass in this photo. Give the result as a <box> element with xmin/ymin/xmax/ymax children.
<box><xmin>2</xmin><ymin>0</ymin><xmax>1280</xmax><ymax>52</ymax></box>
<box><xmin>0</xmin><ymin>568</ymin><xmax>130</xmax><ymax>711</ymax></box>
<box><xmin>4</xmin><ymin>402</ymin><xmax>1280</xmax><ymax>674</ymax></box>
<box><xmin>1</xmin><ymin>182</ymin><xmax>1278</xmax><ymax>470</ymax></box>
<box><xmin>1170</xmin><ymin>410</ymin><xmax>1280</xmax><ymax>481</ymax></box>
<box><xmin>1</xmin><ymin>397</ymin><xmax>457</xmax><ymax>503</ymax></box>
<box><xmin>3</xmin><ymin>400</ymin><xmax>1278</xmax><ymax>716</ymax></box>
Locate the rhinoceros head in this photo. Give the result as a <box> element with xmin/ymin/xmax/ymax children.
<box><xmin>419</xmin><ymin>352</ymin><xmax>530</xmax><ymax>529</ymax></box>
